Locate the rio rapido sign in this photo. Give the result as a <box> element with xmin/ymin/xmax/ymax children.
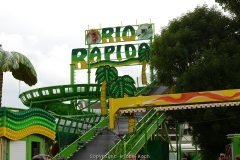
<box><xmin>72</xmin><ymin>23</ymin><xmax>154</xmax><ymax>69</ymax></box>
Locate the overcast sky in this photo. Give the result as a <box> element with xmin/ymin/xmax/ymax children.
<box><xmin>0</xmin><ymin>0</ymin><xmax>226</xmax><ymax>109</ymax></box>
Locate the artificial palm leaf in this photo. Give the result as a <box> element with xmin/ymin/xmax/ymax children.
<box><xmin>0</xmin><ymin>48</ymin><xmax>37</xmax><ymax>86</ymax></box>
<box><xmin>109</xmin><ymin>75</ymin><xmax>136</xmax><ymax>98</ymax></box>
<box><xmin>95</xmin><ymin>65</ymin><xmax>118</xmax><ymax>84</ymax></box>
<box><xmin>138</xmin><ymin>48</ymin><xmax>150</xmax><ymax>63</ymax></box>
<box><xmin>0</xmin><ymin>47</ymin><xmax>37</xmax><ymax>108</ymax></box>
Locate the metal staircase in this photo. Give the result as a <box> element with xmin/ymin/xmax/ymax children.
<box><xmin>53</xmin><ymin>115</ymin><xmax>109</xmax><ymax>160</ymax></box>
<box><xmin>50</xmin><ymin>82</ymin><xmax>167</xmax><ymax>160</ymax></box>
<box><xmin>101</xmin><ymin>109</ymin><xmax>167</xmax><ymax>160</ymax></box>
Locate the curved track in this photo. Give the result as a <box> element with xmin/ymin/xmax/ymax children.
<box><xmin>19</xmin><ymin>84</ymin><xmax>103</xmax><ymax>107</ymax></box>
<box><xmin>19</xmin><ymin>84</ymin><xmax>105</xmax><ymax>115</ymax></box>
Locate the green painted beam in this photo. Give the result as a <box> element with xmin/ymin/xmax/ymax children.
<box><xmin>164</xmin><ymin>122</ymin><xmax>174</xmax><ymax>152</ymax></box>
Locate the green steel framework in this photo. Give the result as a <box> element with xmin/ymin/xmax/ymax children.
<box><xmin>15</xmin><ymin>22</ymin><xmax>237</xmax><ymax>160</ymax></box>
<box><xmin>16</xmin><ymin>22</ymin><xmax>193</xmax><ymax>160</ymax></box>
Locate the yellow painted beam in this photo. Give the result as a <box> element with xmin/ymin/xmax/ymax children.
<box><xmin>100</xmin><ymin>80</ymin><xmax>107</xmax><ymax>114</ymax></box>
<box><xmin>128</xmin><ymin>119</ymin><xmax>135</xmax><ymax>134</ymax></box>
<box><xmin>109</xmin><ymin>89</ymin><xmax>240</xmax><ymax>129</ymax></box>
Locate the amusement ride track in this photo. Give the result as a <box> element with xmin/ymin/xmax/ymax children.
<box><xmin>19</xmin><ymin>83</ymin><xmax>168</xmax><ymax>160</ymax></box>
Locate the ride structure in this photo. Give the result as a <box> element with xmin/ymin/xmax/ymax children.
<box><xmin>15</xmin><ymin>21</ymin><xmax>167</xmax><ymax>160</ymax></box>
<box><xmin>5</xmin><ymin>22</ymin><xmax>240</xmax><ymax>160</ymax></box>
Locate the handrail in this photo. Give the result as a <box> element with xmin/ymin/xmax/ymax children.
<box><xmin>127</xmin><ymin>113</ymin><xmax>167</xmax><ymax>155</ymax></box>
<box><xmin>135</xmin><ymin>81</ymin><xmax>156</xmax><ymax>96</ymax></box>
<box><xmin>52</xmin><ymin>115</ymin><xmax>109</xmax><ymax>160</ymax></box>
<box><xmin>102</xmin><ymin>110</ymin><xmax>166</xmax><ymax>160</ymax></box>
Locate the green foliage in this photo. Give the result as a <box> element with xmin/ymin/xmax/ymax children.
<box><xmin>109</xmin><ymin>75</ymin><xmax>136</xmax><ymax>98</ymax></box>
<box><xmin>215</xmin><ymin>0</ymin><xmax>240</xmax><ymax>17</ymax></box>
<box><xmin>150</xmin><ymin>4</ymin><xmax>240</xmax><ymax>159</ymax></box>
<box><xmin>150</xmin><ymin>4</ymin><xmax>238</xmax><ymax>87</ymax></box>
<box><xmin>95</xmin><ymin>65</ymin><xmax>118</xmax><ymax>84</ymax></box>
<box><xmin>138</xmin><ymin>48</ymin><xmax>150</xmax><ymax>63</ymax></box>
<box><xmin>0</xmin><ymin>48</ymin><xmax>37</xmax><ymax>86</ymax></box>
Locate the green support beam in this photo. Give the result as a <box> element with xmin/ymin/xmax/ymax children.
<box><xmin>70</xmin><ymin>64</ymin><xmax>75</xmax><ymax>85</ymax></box>
<box><xmin>164</xmin><ymin>122</ymin><xmax>174</xmax><ymax>152</ymax></box>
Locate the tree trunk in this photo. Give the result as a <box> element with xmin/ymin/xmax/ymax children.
<box><xmin>142</xmin><ymin>59</ymin><xmax>147</xmax><ymax>85</ymax></box>
<box><xmin>100</xmin><ymin>80</ymin><xmax>107</xmax><ymax>114</ymax></box>
<box><xmin>0</xmin><ymin>72</ymin><xmax>3</xmax><ymax>108</ymax></box>
<box><xmin>169</xmin><ymin>84</ymin><xmax>174</xmax><ymax>94</ymax></box>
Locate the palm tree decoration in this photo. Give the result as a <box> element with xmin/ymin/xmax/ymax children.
<box><xmin>138</xmin><ymin>48</ymin><xmax>150</xmax><ymax>85</ymax></box>
<box><xmin>109</xmin><ymin>75</ymin><xmax>136</xmax><ymax>98</ymax></box>
<box><xmin>95</xmin><ymin>65</ymin><xmax>118</xmax><ymax>114</ymax></box>
<box><xmin>109</xmin><ymin>75</ymin><xmax>137</xmax><ymax>134</ymax></box>
<box><xmin>0</xmin><ymin>46</ymin><xmax>37</xmax><ymax>107</ymax></box>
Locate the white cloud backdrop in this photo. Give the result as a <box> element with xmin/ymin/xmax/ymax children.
<box><xmin>0</xmin><ymin>0</ymin><xmax>226</xmax><ymax>109</ymax></box>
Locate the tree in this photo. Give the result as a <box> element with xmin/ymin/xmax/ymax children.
<box><xmin>215</xmin><ymin>0</ymin><xmax>240</xmax><ymax>17</ymax></box>
<box><xmin>0</xmin><ymin>46</ymin><xmax>37</xmax><ymax>107</ymax></box>
<box><xmin>138</xmin><ymin>48</ymin><xmax>150</xmax><ymax>85</ymax></box>
<box><xmin>109</xmin><ymin>75</ymin><xmax>137</xmax><ymax>134</ymax></box>
<box><xmin>150</xmin><ymin>4</ymin><xmax>240</xmax><ymax>159</ymax></box>
<box><xmin>95</xmin><ymin>65</ymin><xmax>118</xmax><ymax>114</ymax></box>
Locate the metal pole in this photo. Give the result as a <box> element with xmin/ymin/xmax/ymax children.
<box><xmin>176</xmin><ymin>120</ymin><xmax>178</xmax><ymax>160</ymax></box>
<box><xmin>195</xmin><ymin>137</ymin><xmax>198</xmax><ymax>154</ymax></box>
<box><xmin>150</xmin><ymin>36</ymin><xmax>154</xmax><ymax>83</ymax></box>
<box><xmin>164</xmin><ymin>123</ymin><xmax>174</xmax><ymax>152</ymax></box>
<box><xmin>70</xmin><ymin>64</ymin><xmax>75</xmax><ymax>85</ymax></box>
<box><xmin>58</xmin><ymin>130</ymin><xmax>61</xmax><ymax>153</ymax></box>
<box><xmin>87</xmin><ymin>44</ymin><xmax>91</xmax><ymax>85</ymax></box>
<box><xmin>179</xmin><ymin>123</ymin><xmax>181</xmax><ymax>160</ymax></box>
<box><xmin>137</xmin><ymin>77</ymin><xmax>139</xmax><ymax>92</ymax></box>
<box><xmin>124</xmin><ymin>142</ymin><xmax>127</xmax><ymax>160</ymax></box>
<box><xmin>145</xmin><ymin>125</ymin><xmax>148</xmax><ymax>160</ymax></box>
<box><xmin>70</xmin><ymin>64</ymin><xmax>75</xmax><ymax>115</ymax></box>
<box><xmin>0</xmin><ymin>138</ymin><xmax>2</xmax><ymax>160</ymax></box>
<box><xmin>87</xmin><ymin>44</ymin><xmax>91</xmax><ymax>114</ymax></box>
<box><xmin>19</xmin><ymin>80</ymin><xmax>20</xmax><ymax>95</ymax></box>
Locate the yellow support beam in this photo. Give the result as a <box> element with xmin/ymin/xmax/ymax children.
<box><xmin>109</xmin><ymin>89</ymin><xmax>240</xmax><ymax>129</ymax></box>
<box><xmin>100</xmin><ymin>80</ymin><xmax>107</xmax><ymax>114</ymax></box>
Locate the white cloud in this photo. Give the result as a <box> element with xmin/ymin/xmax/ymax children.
<box><xmin>0</xmin><ymin>0</ymin><xmax>225</xmax><ymax>109</ymax></box>
<box><xmin>0</xmin><ymin>32</ymin><xmax>26</xmax><ymax>52</ymax></box>
<box><xmin>34</xmin><ymin>44</ymin><xmax>71</xmax><ymax>86</ymax></box>
<box><xmin>27</xmin><ymin>35</ymin><xmax>39</xmax><ymax>46</ymax></box>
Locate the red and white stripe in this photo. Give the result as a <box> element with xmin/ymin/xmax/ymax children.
<box><xmin>119</xmin><ymin>108</ymin><xmax>146</xmax><ymax>114</ymax></box>
<box><xmin>153</xmin><ymin>101</ymin><xmax>240</xmax><ymax>111</ymax></box>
